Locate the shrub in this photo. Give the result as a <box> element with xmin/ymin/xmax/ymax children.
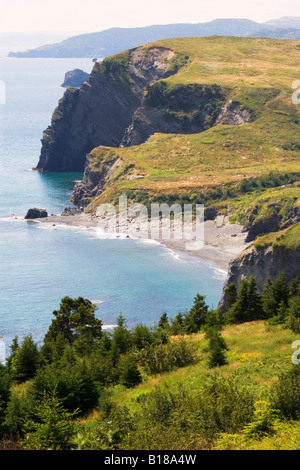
<box><xmin>184</xmin><ymin>294</ymin><xmax>209</xmax><ymax>332</ymax></box>
<box><xmin>243</xmin><ymin>401</ymin><xmax>279</xmax><ymax>440</ymax></box>
<box><xmin>22</xmin><ymin>391</ymin><xmax>79</xmax><ymax>450</ymax></box>
<box><xmin>206</xmin><ymin>328</ymin><xmax>228</xmax><ymax>368</ymax></box>
<box><xmin>31</xmin><ymin>358</ymin><xmax>99</xmax><ymax>414</ymax></box>
<box><xmin>270</xmin><ymin>366</ymin><xmax>300</xmax><ymax>420</ymax></box>
<box><xmin>118</xmin><ymin>354</ymin><xmax>142</xmax><ymax>388</ymax></box>
<box><xmin>10</xmin><ymin>336</ymin><xmax>39</xmax><ymax>383</ymax></box>
<box><xmin>285</xmin><ymin>296</ymin><xmax>300</xmax><ymax>333</ymax></box>
<box><xmin>136</xmin><ymin>339</ymin><xmax>196</xmax><ymax>375</ymax></box>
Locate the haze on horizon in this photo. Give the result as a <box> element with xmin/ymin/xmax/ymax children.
<box><xmin>1</xmin><ymin>0</ymin><xmax>300</xmax><ymax>34</ymax></box>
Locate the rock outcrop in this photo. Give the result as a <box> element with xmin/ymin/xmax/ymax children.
<box><xmin>218</xmin><ymin>242</ymin><xmax>300</xmax><ymax>310</ymax></box>
<box><xmin>25</xmin><ymin>208</ymin><xmax>48</xmax><ymax>219</ymax></box>
<box><xmin>35</xmin><ymin>44</ymin><xmax>250</xmax><ymax>173</ymax></box>
<box><xmin>35</xmin><ymin>46</ymin><xmax>177</xmax><ymax>172</ymax></box>
<box><xmin>120</xmin><ymin>83</ymin><xmax>230</xmax><ymax>147</ymax></box>
<box><xmin>214</xmin><ymin>100</ymin><xmax>250</xmax><ymax>126</ymax></box>
<box><xmin>61</xmin><ymin>69</ymin><xmax>89</xmax><ymax>88</ymax></box>
<box><xmin>72</xmin><ymin>153</ymin><xmax>124</xmax><ymax>208</ymax></box>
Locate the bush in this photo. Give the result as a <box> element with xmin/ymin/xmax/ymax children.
<box><xmin>136</xmin><ymin>339</ymin><xmax>196</xmax><ymax>375</ymax></box>
<box><xmin>285</xmin><ymin>296</ymin><xmax>300</xmax><ymax>333</ymax></box>
<box><xmin>22</xmin><ymin>391</ymin><xmax>79</xmax><ymax>450</ymax></box>
<box><xmin>10</xmin><ymin>336</ymin><xmax>39</xmax><ymax>383</ymax></box>
<box><xmin>226</xmin><ymin>277</ymin><xmax>264</xmax><ymax>323</ymax></box>
<box><xmin>184</xmin><ymin>294</ymin><xmax>209</xmax><ymax>332</ymax></box>
<box><xmin>31</xmin><ymin>358</ymin><xmax>99</xmax><ymax>414</ymax></box>
<box><xmin>192</xmin><ymin>375</ymin><xmax>255</xmax><ymax>436</ymax></box>
<box><xmin>206</xmin><ymin>328</ymin><xmax>228</xmax><ymax>368</ymax></box>
<box><xmin>118</xmin><ymin>354</ymin><xmax>142</xmax><ymax>388</ymax></box>
<box><xmin>270</xmin><ymin>366</ymin><xmax>300</xmax><ymax>420</ymax></box>
<box><xmin>243</xmin><ymin>401</ymin><xmax>279</xmax><ymax>440</ymax></box>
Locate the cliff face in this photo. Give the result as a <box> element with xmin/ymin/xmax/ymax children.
<box><xmin>218</xmin><ymin>242</ymin><xmax>300</xmax><ymax>310</ymax></box>
<box><xmin>61</xmin><ymin>69</ymin><xmax>89</xmax><ymax>88</ymax></box>
<box><xmin>72</xmin><ymin>152</ymin><xmax>124</xmax><ymax>207</ymax></box>
<box><xmin>35</xmin><ymin>46</ymin><xmax>176</xmax><ymax>171</ymax></box>
<box><xmin>36</xmin><ymin>43</ymin><xmax>252</xmax><ymax>172</ymax></box>
<box><xmin>120</xmin><ymin>83</ymin><xmax>234</xmax><ymax>147</ymax></box>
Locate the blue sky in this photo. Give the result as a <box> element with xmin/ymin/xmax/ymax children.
<box><xmin>1</xmin><ymin>0</ymin><xmax>300</xmax><ymax>33</ymax></box>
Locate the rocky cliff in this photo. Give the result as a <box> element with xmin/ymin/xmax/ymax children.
<box><xmin>61</xmin><ymin>69</ymin><xmax>89</xmax><ymax>88</ymax></box>
<box><xmin>35</xmin><ymin>44</ymin><xmax>251</xmax><ymax>172</ymax></box>
<box><xmin>35</xmin><ymin>46</ymin><xmax>177</xmax><ymax>172</ymax></box>
<box><xmin>218</xmin><ymin>223</ymin><xmax>300</xmax><ymax>310</ymax></box>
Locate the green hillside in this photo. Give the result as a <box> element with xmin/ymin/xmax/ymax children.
<box><xmin>81</xmin><ymin>36</ymin><xmax>300</xmax><ymax>220</ymax></box>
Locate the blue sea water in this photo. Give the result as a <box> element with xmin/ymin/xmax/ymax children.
<box><xmin>0</xmin><ymin>56</ymin><xmax>226</xmax><ymax>353</ymax></box>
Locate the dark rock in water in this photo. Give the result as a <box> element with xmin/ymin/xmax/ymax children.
<box><xmin>61</xmin><ymin>69</ymin><xmax>89</xmax><ymax>88</ymax></box>
<box><xmin>25</xmin><ymin>208</ymin><xmax>48</xmax><ymax>219</ymax></box>
<box><xmin>61</xmin><ymin>207</ymin><xmax>83</xmax><ymax>216</ymax></box>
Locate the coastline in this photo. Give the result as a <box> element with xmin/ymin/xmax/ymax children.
<box><xmin>29</xmin><ymin>212</ymin><xmax>250</xmax><ymax>272</ymax></box>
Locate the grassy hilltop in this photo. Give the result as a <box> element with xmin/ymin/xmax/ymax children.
<box><xmin>76</xmin><ymin>36</ymin><xmax>300</xmax><ymax>255</ymax></box>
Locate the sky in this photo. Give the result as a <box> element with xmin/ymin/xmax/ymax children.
<box><xmin>1</xmin><ymin>0</ymin><xmax>300</xmax><ymax>34</ymax></box>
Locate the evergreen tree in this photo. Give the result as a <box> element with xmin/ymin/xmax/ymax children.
<box><xmin>227</xmin><ymin>278</ymin><xmax>250</xmax><ymax>324</ymax></box>
<box><xmin>206</xmin><ymin>327</ymin><xmax>228</xmax><ymax>368</ymax></box>
<box><xmin>22</xmin><ymin>391</ymin><xmax>78</xmax><ymax>450</ymax></box>
<box><xmin>158</xmin><ymin>312</ymin><xmax>169</xmax><ymax>330</ymax></box>
<box><xmin>112</xmin><ymin>315</ymin><xmax>132</xmax><ymax>354</ymax></box>
<box><xmin>262</xmin><ymin>273</ymin><xmax>289</xmax><ymax>319</ymax></box>
<box><xmin>10</xmin><ymin>335</ymin><xmax>39</xmax><ymax>383</ymax></box>
<box><xmin>224</xmin><ymin>283</ymin><xmax>238</xmax><ymax>311</ymax></box>
<box><xmin>247</xmin><ymin>276</ymin><xmax>264</xmax><ymax>321</ymax></box>
<box><xmin>44</xmin><ymin>297</ymin><xmax>102</xmax><ymax>350</ymax></box>
<box><xmin>0</xmin><ymin>365</ymin><xmax>11</xmax><ymax>427</ymax></box>
<box><xmin>131</xmin><ymin>324</ymin><xmax>153</xmax><ymax>350</ymax></box>
<box><xmin>286</xmin><ymin>296</ymin><xmax>300</xmax><ymax>333</ymax></box>
<box><xmin>119</xmin><ymin>354</ymin><xmax>142</xmax><ymax>388</ymax></box>
<box><xmin>184</xmin><ymin>294</ymin><xmax>209</xmax><ymax>333</ymax></box>
<box><xmin>227</xmin><ymin>277</ymin><xmax>264</xmax><ymax>324</ymax></box>
<box><xmin>169</xmin><ymin>312</ymin><xmax>185</xmax><ymax>335</ymax></box>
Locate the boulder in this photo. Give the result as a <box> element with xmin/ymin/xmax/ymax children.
<box><xmin>25</xmin><ymin>208</ymin><xmax>48</xmax><ymax>219</ymax></box>
<box><xmin>61</xmin><ymin>207</ymin><xmax>83</xmax><ymax>216</ymax></box>
<box><xmin>61</xmin><ymin>69</ymin><xmax>89</xmax><ymax>88</ymax></box>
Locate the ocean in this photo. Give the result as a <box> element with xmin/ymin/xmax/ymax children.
<box><xmin>0</xmin><ymin>54</ymin><xmax>226</xmax><ymax>356</ymax></box>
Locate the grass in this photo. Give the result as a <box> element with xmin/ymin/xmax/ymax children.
<box><xmin>81</xmin><ymin>320</ymin><xmax>300</xmax><ymax>450</ymax></box>
<box><xmin>80</xmin><ymin>36</ymin><xmax>300</xmax><ymax>216</ymax></box>
<box><xmin>90</xmin><ymin>321</ymin><xmax>296</xmax><ymax>411</ymax></box>
<box><xmin>254</xmin><ymin>221</ymin><xmax>300</xmax><ymax>251</ymax></box>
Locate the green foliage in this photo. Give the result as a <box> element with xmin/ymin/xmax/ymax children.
<box><xmin>9</xmin><ymin>335</ymin><xmax>39</xmax><ymax>383</ymax></box>
<box><xmin>111</xmin><ymin>315</ymin><xmax>132</xmax><ymax>354</ymax></box>
<box><xmin>0</xmin><ymin>365</ymin><xmax>11</xmax><ymax>426</ymax></box>
<box><xmin>184</xmin><ymin>294</ymin><xmax>209</xmax><ymax>333</ymax></box>
<box><xmin>22</xmin><ymin>391</ymin><xmax>79</xmax><ymax>450</ymax></box>
<box><xmin>118</xmin><ymin>354</ymin><xmax>142</xmax><ymax>388</ymax></box>
<box><xmin>136</xmin><ymin>338</ymin><xmax>196</xmax><ymax>375</ymax></box>
<box><xmin>206</xmin><ymin>328</ymin><xmax>228</xmax><ymax>368</ymax></box>
<box><xmin>243</xmin><ymin>401</ymin><xmax>279</xmax><ymax>440</ymax></box>
<box><xmin>226</xmin><ymin>277</ymin><xmax>264</xmax><ymax>324</ymax></box>
<box><xmin>270</xmin><ymin>366</ymin><xmax>300</xmax><ymax>421</ymax></box>
<box><xmin>239</xmin><ymin>171</ymin><xmax>297</xmax><ymax>194</ymax></box>
<box><xmin>44</xmin><ymin>296</ymin><xmax>102</xmax><ymax>353</ymax></box>
<box><xmin>31</xmin><ymin>355</ymin><xmax>99</xmax><ymax>414</ymax></box>
<box><xmin>262</xmin><ymin>273</ymin><xmax>290</xmax><ymax>319</ymax></box>
<box><xmin>224</xmin><ymin>283</ymin><xmax>238</xmax><ymax>311</ymax></box>
<box><xmin>285</xmin><ymin>298</ymin><xmax>300</xmax><ymax>333</ymax></box>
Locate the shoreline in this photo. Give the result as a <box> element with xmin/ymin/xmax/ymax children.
<box><xmin>25</xmin><ymin>211</ymin><xmax>250</xmax><ymax>272</ymax></box>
